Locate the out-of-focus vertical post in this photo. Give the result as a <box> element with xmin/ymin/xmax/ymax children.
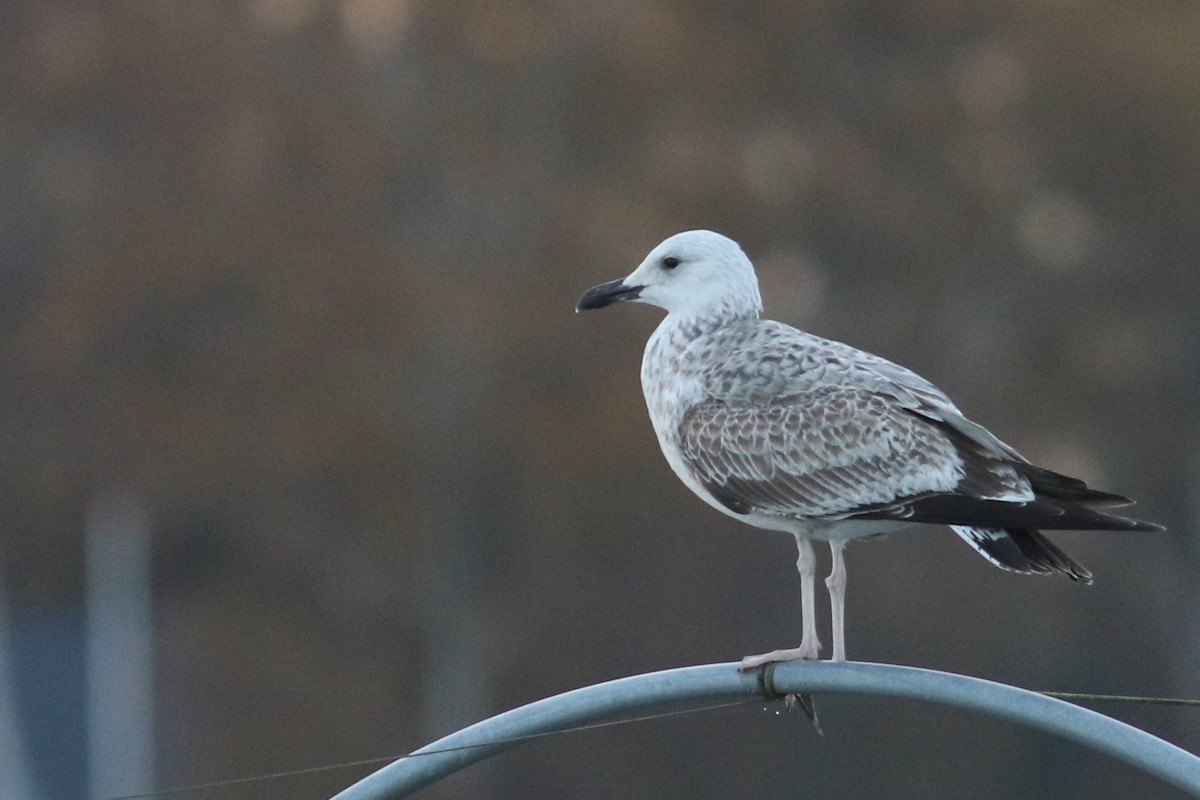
<box><xmin>0</xmin><ymin>570</ymin><xmax>35</xmax><ymax>800</ymax></box>
<box><xmin>86</xmin><ymin>493</ymin><xmax>154</xmax><ymax>800</ymax></box>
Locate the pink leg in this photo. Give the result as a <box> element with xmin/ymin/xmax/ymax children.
<box><xmin>740</xmin><ymin>535</ymin><xmax>822</xmax><ymax>670</ymax></box>
<box><xmin>826</xmin><ymin>540</ymin><xmax>847</xmax><ymax>662</ymax></box>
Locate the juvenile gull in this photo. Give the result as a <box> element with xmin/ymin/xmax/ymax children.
<box><xmin>577</xmin><ymin>229</ymin><xmax>1163</xmax><ymax>665</ymax></box>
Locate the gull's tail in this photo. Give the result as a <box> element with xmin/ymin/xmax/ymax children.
<box><xmin>853</xmin><ymin>458</ymin><xmax>1163</xmax><ymax>583</ymax></box>
<box><xmin>947</xmin><ymin>465</ymin><xmax>1163</xmax><ymax>584</ymax></box>
<box><xmin>951</xmin><ymin>525</ymin><xmax>1093</xmax><ymax>583</ymax></box>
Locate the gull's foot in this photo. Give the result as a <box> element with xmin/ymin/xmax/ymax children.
<box><xmin>738</xmin><ymin>644</ymin><xmax>821</xmax><ymax>671</ymax></box>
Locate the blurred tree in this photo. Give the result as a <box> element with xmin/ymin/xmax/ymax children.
<box><xmin>0</xmin><ymin>1</ymin><xmax>1195</xmax><ymax>798</ymax></box>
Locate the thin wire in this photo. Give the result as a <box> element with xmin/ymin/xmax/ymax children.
<box><xmin>100</xmin><ymin>696</ymin><xmax>768</xmax><ymax>800</ymax></box>
<box><xmin>1041</xmin><ymin>691</ymin><xmax>1200</xmax><ymax>708</ymax></box>
<box><xmin>103</xmin><ymin>755</ymin><xmax>410</xmax><ymax>800</ymax></box>
<box><xmin>100</xmin><ymin>688</ymin><xmax>1200</xmax><ymax>800</ymax></box>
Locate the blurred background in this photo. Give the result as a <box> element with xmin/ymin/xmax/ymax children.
<box><xmin>1</xmin><ymin>1</ymin><xmax>1198</xmax><ymax>798</ymax></box>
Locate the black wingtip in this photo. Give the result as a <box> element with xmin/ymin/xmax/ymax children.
<box><xmin>1017</xmin><ymin>464</ymin><xmax>1138</xmax><ymax>508</ymax></box>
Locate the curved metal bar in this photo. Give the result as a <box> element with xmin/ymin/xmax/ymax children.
<box><xmin>330</xmin><ymin>662</ymin><xmax>1200</xmax><ymax>799</ymax></box>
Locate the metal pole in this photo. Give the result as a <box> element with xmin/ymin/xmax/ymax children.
<box><xmin>331</xmin><ymin>661</ymin><xmax>1200</xmax><ymax>800</ymax></box>
<box><xmin>0</xmin><ymin>569</ymin><xmax>36</xmax><ymax>800</ymax></box>
<box><xmin>86</xmin><ymin>494</ymin><xmax>155</xmax><ymax>800</ymax></box>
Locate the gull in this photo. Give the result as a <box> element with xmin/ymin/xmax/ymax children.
<box><xmin>577</xmin><ymin>229</ymin><xmax>1163</xmax><ymax>666</ymax></box>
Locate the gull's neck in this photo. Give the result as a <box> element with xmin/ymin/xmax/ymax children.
<box><xmin>658</xmin><ymin>297</ymin><xmax>762</xmax><ymax>341</ymax></box>
<box><xmin>641</xmin><ymin>301</ymin><xmax>760</xmax><ymax>406</ymax></box>
<box><xmin>641</xmin><ymin>300</ymin><xmax>761</xmax><ymax>440</ymax></box>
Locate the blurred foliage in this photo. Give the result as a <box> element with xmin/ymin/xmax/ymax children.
<box><xmin>1</xmin><ymin>1</ymin><xmax>1198</xmax><ymax>798</ymax></box>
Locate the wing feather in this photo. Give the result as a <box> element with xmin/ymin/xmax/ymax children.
<box><xmin>673</xmin><ymin>320</ymin><xmax>1160</xmax><ymax>580</ymax></box>
<box><xmin>677</xmin><ymin>385</ymin><xmax>984</xmax><ymax>519</ymax></box>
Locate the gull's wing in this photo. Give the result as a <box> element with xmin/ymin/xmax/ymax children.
<box><xmin>681</xmin><ymin>322</ymin><xmax>1032</xmax><ymax>519</ymax></box>
<box><xmin>677</xmin><ymin>322</ymin><xmax>1159</xmax><ymax>576</ymax></box>
<box><xmin>677</xmin><ymin>385</ymin><xmax>1029</xmax><ymax>522</ymax></box>
<box><xmin>701</xmin><ymin>321</ymin><xmax>1029</xmax><ymax>463</ymax></box>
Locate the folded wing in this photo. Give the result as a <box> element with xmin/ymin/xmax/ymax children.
<box><xmin>679</xmin><ymin>331</ymin><xmax>1161</xmax><ymax>579</ymax></box>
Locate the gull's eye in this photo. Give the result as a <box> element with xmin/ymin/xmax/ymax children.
<box><xmin>661</xmin><ymin>256</ymin><xmax>680</xmax><ymax>270</ymax></box>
